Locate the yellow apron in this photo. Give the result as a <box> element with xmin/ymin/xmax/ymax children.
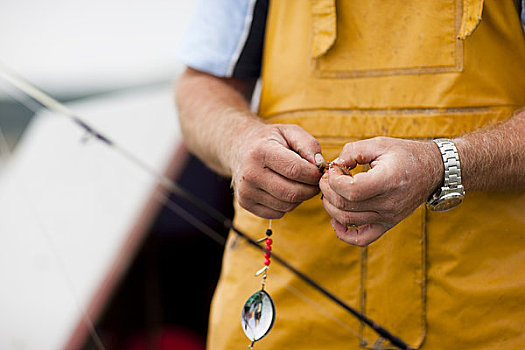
<box><xmin>208</xmin><ymin>0</ymin><xmax>525</xmax><ymax>349</ymax></box>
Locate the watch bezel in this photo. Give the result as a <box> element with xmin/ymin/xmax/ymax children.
<box><xmin>427</xmin><ymin>191</ymin><xmax>464</xmax><ymax>211</ymax></box>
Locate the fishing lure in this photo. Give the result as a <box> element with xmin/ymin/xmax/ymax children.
<box><xmin>241</xmin><ymin>223</ymin><xmax>276</xmax><ymax>349</ymax></box>
<box><xmin>318</xmin><ymin>161</ymin><xmax>352</xmax><ymax>175</ymax></box>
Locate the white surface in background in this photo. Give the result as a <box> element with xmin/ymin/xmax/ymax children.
<box><xmin>0</xmin><ymin>0</ymin><xmax>196</xmax><ymax>96</ymax></box>
<box><xmin>0</xmin><ymin>84</ymin><xmax>181</xmax><ymax>349</ymax></box>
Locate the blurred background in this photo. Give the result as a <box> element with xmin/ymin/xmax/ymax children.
<box><xmin>0</xmin><ymin>1</ymin><xmax>233</xmax><ymax>349</ymax></box>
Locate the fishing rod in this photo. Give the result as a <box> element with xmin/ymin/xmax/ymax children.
<box><xmin>0</xmin><ymin>65</ymin><xmax>414</xmax><ymax>350</ymax></box>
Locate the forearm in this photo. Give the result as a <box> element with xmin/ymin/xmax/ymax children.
<box><xmin>454</xmin><ymin>111</ymin><xmax>525</xmax><ymax>192</ymax></box>
<box><xmin>175</xmin><ymin>68</ymin><xmax>261</xmax><ymax>176</ymax></box>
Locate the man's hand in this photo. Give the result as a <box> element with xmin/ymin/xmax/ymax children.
<box><xmin>176</xmin><ymin>68</ymin><xmax>325</xmax><ymax>219</ymax></box>
<box><xmin>232</xmin><ymin>124</ymin><xmax>324</xmax><ymax>219</ymax></box>
<box><xmin>319</xmin><ymin>137</ymin><xmax>442</xmax><ymax>246</ymax></box>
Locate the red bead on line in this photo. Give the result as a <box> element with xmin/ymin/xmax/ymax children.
<box><xmin>264</xmin><ymin>231</ymin><xmax>273</xmax><ymax>266</ymax></box>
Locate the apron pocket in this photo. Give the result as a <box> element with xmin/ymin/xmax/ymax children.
<box><xmin>312</xmin><ymin>0</ymin><xmax>464</xmax><ymax>78</ymax></box>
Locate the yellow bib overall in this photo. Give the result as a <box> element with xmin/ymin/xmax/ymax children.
<box><xmin>208</xmin><ymin>1</ymin><xmax>525</xmax><ymax>348</ymax></box>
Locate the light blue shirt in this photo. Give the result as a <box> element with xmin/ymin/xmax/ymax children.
<box><xmin>177</xmin><ymin>0</ymin><xmax>260</xmax><ymax>78</ymax></box>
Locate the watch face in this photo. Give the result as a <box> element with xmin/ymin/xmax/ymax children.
<box><xmin>432</xmin><ymin>193</ymin><xmax>463</xmax><ymax>211</ymax></box>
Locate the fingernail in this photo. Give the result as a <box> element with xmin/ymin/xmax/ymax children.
<box><xmin>314</xmin><ymin>153</ymin><xmax>325</xmax><ymax>165</ymax></box>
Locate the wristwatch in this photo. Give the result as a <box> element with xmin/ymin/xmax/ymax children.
<box><xmin>427</xmin><ymin>138</ymin><xmax>465</xmax><ymax>211</ymax></box>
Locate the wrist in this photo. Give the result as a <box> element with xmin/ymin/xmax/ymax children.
<box><xmin>425</xmin><ymin>140</ymin><xmax>445</xmax><ymax>197</ymax></box>
<box><xmin>426</xmin><ymin>138</ymin><xmax>465</xmax><ymax>211</ymax></box>
<box><xmin>226</xmin><ymin>113</ymin><xmax>265</xmax><ymax>176</ymax></box>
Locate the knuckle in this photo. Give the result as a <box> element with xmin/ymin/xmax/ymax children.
<box><xmin>242</xmin><ymin>168</ymin><xmax>259</xmax><ymax>183</ymax></box>
<box><xmin>307</xmin><ymin>138</ymin><xmax>321</xmax><ymax>152</ymax></box>
<box><xmin>250</xmin><ymin>147</ymin><xmax>265</xmax><ymax>163</ymax></box>
<box><xmin>282</xmin><ymin>190</ymin><xmax>300</xmax><ymax>203</ymax></box>
<box><xmin>319</xmin><ymin>179</ymin><xmax>329</xmax><ymax>193</ymax></box>
<box><xmin>339</xmin><ymin>212</ymin><xmax>356</xmax><ymax>227</ymax></box>
<box><xmin>236</xmin><ymin>182</ymin><xmax>250</xmax><ymax>197</ymax></box>
<box><xmin>342</xmin><ymin>142</ymin><xmax>353</xmax><ymax>153</ymax></box>
<box><xmin>389</xmin><ymin>172</ymin><xmax>404</xmax><ymax>189</ymax></box>
<box><xmin>285</xmin><ymin>162</ymin><xmax>303</xmax><ymax>179</ymax></box>
<box><xmin>286</xmin><ymin>124</ymin><xmax>302</xmax><ymax>132</ymax></box>
<box><xmin>343</xmin><ymin>190</ymin><xmax>360</xmax><ymax>202</ymax></box>
<box><xmin>374</xmin><ymin>136</ymin><xmax>388</xmax><ymax>144</ymax></box>
<box><xmin>331</xmin><ymin>195</ymin><xmax>347</xmax><ymax>210</ymax></box>
<box><xmin>383</xmin><ymin>198</ymin><xmax>397</xmax><ymax>214</ymax></box>
<box><xmin>237</xmin><ymin>197</ymin><xmax>251</xmax><ymax>211</ymax></box>
<box><xmin>342</xmin><ymin>194</ymin><xmax>359</xmax><ymax>209</ymax></box>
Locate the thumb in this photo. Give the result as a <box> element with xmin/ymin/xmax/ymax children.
<box><xmin>279</xmin><ymin>124</ymin><xmax>324</xmax><ymax>165</ymax></box>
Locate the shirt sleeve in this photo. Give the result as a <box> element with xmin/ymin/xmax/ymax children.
<box><xmin>177</xmin><ymin>0</ymin><xmax>268</xmax><ymax>79</ymax></box>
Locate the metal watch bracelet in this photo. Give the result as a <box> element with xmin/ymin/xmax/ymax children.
<box><xmin>427</xmin><ymin>138</ymin><xmax>465</xmax><ymax>211</ymax></box>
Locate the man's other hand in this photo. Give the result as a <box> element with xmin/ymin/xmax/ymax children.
<box><xmin>319</xmin><ymin>137</ymin><xmax>442</xmax><ymax>246</ymax></box>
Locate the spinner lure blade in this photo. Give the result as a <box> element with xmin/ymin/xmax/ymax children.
<box><xmin>241</xmin><ymin>225</ymin><xmax>275</xmax><ymax>349</ymax></box>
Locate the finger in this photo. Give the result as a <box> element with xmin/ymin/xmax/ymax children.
<box><xmin>321</xmin><ymin>171</ymin><xmax>396</xmax><ymax>214</ymax></box>
<box><xmin>236</xmin><ymin>186</ymin><xmax>289</xmax><ymax>219</ymax></box>
<box><xmin>320</xmin><ymin>179</ymin><xmax>376</xmax><ymax>212</ymax></box>
<box><xmin>321</xmin><ymin>184</ymin><xmax>398</xmax><ymax>219</ymax></box>
<box><xmin>259</xmin><ymin>168</ymin><xmax>320</xmax><ymax>203</ymax></box>
<box><xmin>327</xmin><ymin>164</ymin><xmax>390</xmax><ymax>202</ymax></box>
<box><xmin>320</xmin><ymin>174</ymin><xmax>359</xmax><ymax>211</ymax></box>
<box><xmin>279</xmin><ymin>124</ymin><xmax>323</xmax><ymax>165</ymax></box>
<box><xmin>322</xmin><ymin>197</ymin><xmax>382</xmax><ymax>227</ymax></box>
<box><xmin>264</xmin><ymin>143</ymin><xmax>322</xmax><ymax>185</ymax></box>
<box><xmin>331</xmin><ymin>139</ymin><xmax>398</xmax><ymax>201</ymax></box>
<box><xmin>331</xmin><ymin>219</ymin><xmax>387</xmax><ymax>247</ymax></box>
<box><xmin>337</xmin><ymin>139</ymin><xmax>383</xmax><ymax>167</ymax></box>
<box><xmin>247</xmin><ymin>203</ymin><xmax>286</xmax><ymax>220</ymax></box>
<box><xmin>320</xmin><ymin>172</ymin><xmax>359</xmax><ymax>210</ymax></box>
<box><xmin>238</xmin><ymin>186</ymin><xmax>300</xmax><ymax>213</ymax></box>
